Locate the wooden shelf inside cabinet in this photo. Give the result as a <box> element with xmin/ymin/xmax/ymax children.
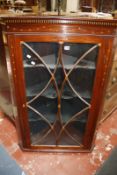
<box><xmin>1</xmin><ymin>15</ymin><xmax>117</xmax><ymax>152</ymax></box>
<box><xmin>23</xmin><ymin>51</ymin><xmax>96</xmax><ymax>70</ymax></box>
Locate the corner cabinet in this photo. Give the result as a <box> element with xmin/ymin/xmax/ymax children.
<box><xmin>2</xmin><ymin>16</ymin><xmax>117</xmax><ymax>152</ymax></box>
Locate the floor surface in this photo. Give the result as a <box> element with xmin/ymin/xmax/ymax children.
<box><xmin>0</xmin><ymin>110</ymin><xmax>117</xmax><ymax>175</ymax></box>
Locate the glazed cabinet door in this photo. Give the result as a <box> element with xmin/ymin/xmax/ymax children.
<box><xmin>9</xmin><ymin>34</ymin><xmax>106</xmax><ymax>151</ymax></box>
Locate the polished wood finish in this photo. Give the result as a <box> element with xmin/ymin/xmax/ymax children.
<box><xmin>1</xmin><ymin>16</ymin><xmax>117</xmax><ymax>152</ymax></box>
<box><xmin>0</xmin><ymin>23</ymin><xmax>14</xmax><ymax>121</ymax></box>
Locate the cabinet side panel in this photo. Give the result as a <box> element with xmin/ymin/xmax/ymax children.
<box><xmin>0</xmin><ymin>24</ymin><xmax>14</xmax><ymax>121</ymax></box>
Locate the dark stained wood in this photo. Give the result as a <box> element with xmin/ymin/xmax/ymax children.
<box><xmin>1</xmin><ymin>16</ymin><xmax>117</xmax><ymax>152</ymax></box>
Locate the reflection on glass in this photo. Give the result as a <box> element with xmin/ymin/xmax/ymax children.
<box><xmin>21</xmin><ymin>41</ymin><xmax>99</xmax><ymax>147</ymax></box>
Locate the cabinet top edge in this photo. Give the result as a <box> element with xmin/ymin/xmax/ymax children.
<box><xmin>1</xmin><ymin>16</ymin><xmax>117</xmax><ymax>27</ymax></box>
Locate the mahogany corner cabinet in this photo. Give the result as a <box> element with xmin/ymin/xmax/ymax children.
<box><xmin>2</xmin><ymin>16</ymin><xmax>117</xmax><ymax>152</ymax></box>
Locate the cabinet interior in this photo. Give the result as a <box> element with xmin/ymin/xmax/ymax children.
<box><xmin>21</xmin><ymin>41</ymin><xmax>99</xmax><ymax>147</ymax></box>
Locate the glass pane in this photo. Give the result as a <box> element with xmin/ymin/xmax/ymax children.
<box><xmin>22</xmin><ymin>42</ymin><xmax>59</xmax><ymax>145</ymax></box>
<box><xmin>28</xmin><ymin>109</ymin><xmax>52</xmax><ymax>145</ymax></box>
<box><xmin>62</xmin><ymin>43</ymin><xmax>98</xmax><ymax>100</ymax></box>
<box><xmin>59</xmin><ymin>42</ymin><xmax>99</xmax><ymax>146</ymax></box>
<box><xmin>69</xmin><ymin>69</ymin><xmax>95</xmax><ymax>99</ymax></box>
<box><xmin>21</xmin><ymin>41</ymin><xmax>99</xmax><ymax>147</ymax></box>
<box><xmin>59</xmin><ymin>111</ymin><xmax>89</xmax><ymax>146</ymax></box>
<box><xmin>61</xmin><ymin>82</ymin><xmax>88</xmax><ymax>123</ymax></box>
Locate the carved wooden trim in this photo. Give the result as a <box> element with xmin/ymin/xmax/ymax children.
<box><xmin>2</xmin><ymin>17</ymin><xmax>117</xmax><ymax>27</ymax></box>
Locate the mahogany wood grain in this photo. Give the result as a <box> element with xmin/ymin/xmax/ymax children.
<box><xmin>1</xmin><ymin>16</ymin><xmax>117</xmax><ymax>152</ymax></box>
